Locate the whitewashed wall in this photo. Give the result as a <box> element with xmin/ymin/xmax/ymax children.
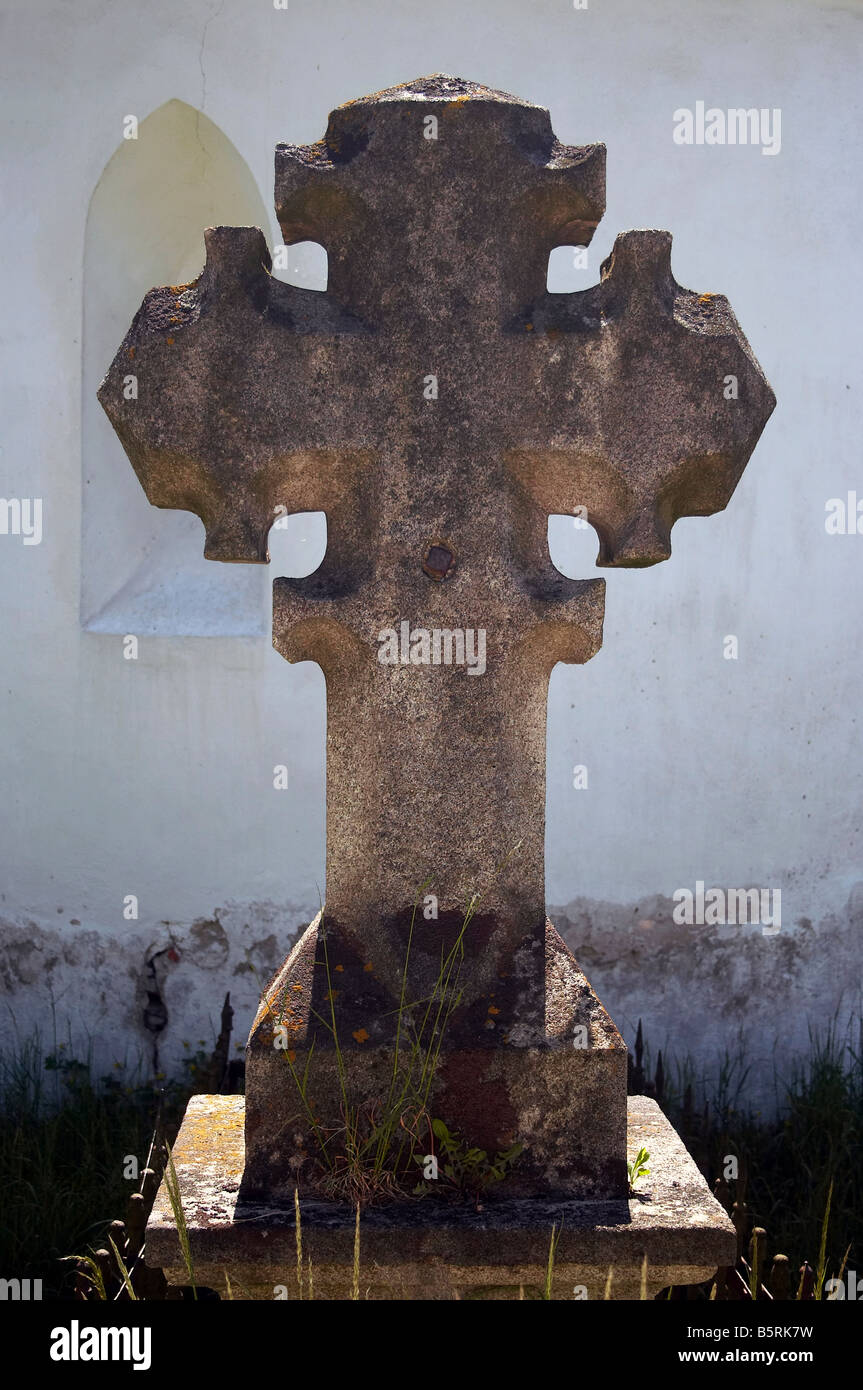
<box><xmin>1</xmin><ymin>0</ymin><xmax>860</xmax><ymax>1105</ymax></box>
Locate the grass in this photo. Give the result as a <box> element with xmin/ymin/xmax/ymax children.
<box><xmin>542</xmin><ymin>1223</ymin><xmax>561</xmax><ymax>1300</ymax></box>
<box><xmin>163</xmin><ymin>1140</ymin><xmax>196</xmax><ymax>1299</ymax></box>
<box><xmin>0</xmin><ymin>1033</ymin><xmax>200</xmax><ymax>1297</ymax></box>
<box><xmin>269</xmin><ymin>877</ymin><xmax>509</xmax><ymax>1205</ymax></box>
<box><xmin>639</xmin><ymin>1016</ymin><xmax>863</xmax><ymax>1277</ymax></box>
<box><xmin>1</xmin><ymin>1006</ymin><xmax>860</xmax><ymax>1298</ymax></box>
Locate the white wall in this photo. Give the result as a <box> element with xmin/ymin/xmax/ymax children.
<box><xmin>1</xmin><ymin>0</ymin><xmax>860</xmax><ymax>1103</ymax></box>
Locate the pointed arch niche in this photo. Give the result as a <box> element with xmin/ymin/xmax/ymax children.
<box><xmin>81</xmin><ymin>100</ymin><xmax>275</xmax><ymax>634</ymax></box>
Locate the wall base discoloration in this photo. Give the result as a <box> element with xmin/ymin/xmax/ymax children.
<box><xmin>0</xmin><ymin>902</ymin><xmax>301</xmax><ymax>1079</ymax></box>
<box><xmin>553</xmin><ymin>885</ymin><xmax>863</xmax><ymax>1111</ymax></box>
<box><xmin>3</xmin><ymin>884</ymin><xmax>858</xmax><ymax>1109</ymax></box>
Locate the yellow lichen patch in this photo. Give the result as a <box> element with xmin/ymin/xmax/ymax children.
<box><xmin>352</xmin><ymin>1028</ymin><xmax>369</xmax><ymax>1044</ymax></box>
<box><xmin>698</xmin><ymin>293</ymin><xmax>715</xmax><ymax>304</ymax></box>
<box><xmin>291</xmin><ymin>983</ymin><xmax>303</xmax><ymax>991</ymax></box>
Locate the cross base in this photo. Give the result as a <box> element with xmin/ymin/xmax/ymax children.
<box><xmin>147</xmin><ymin>1095</ymin><xmax>734</xmax><ymax>1300</ymax></box>
<box><xmin>244</xmin><ymin>915</ymin><xmax>628</xmax><ymax>1201</ymax></box>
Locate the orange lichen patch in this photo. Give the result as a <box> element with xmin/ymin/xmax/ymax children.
<box><xmin>335</xmin><ymin>963</ymin><xmax>344</xmax><ymax>972</ymax></box>
<box><xmin>127</xmin><ymin>347</ymin><xmax>135</xmax><ymax>359</ymax></box>
<box><xmin>352</xmin><ymin>1028</ymin><xmax>370</xmax><ymax>1044</ymax></box>
<box><xmin>287</xmin><ymin>1049</ymin><xmax>296</xmax><ymax>1062</ymax></box>
<box><xmin>525</xmin><ymin>323</ymin><xmax>534</xmax><ymax>332</ymax></box>
<box><xmin>698</xmin><ymin>293</ymin><xmax>715</xmax><ymax>304</ymax></box>
<box><xmin>165</xmin><ymin>336</ymin><xmax>174</xmax><ymax>345</ymax></box>
<box><xmin>324</xmin><ymin>989</ymin><xmax>340</xmax><ymax>1002</ymax></box>
<box><xmin>291</xmin><ymin>983</ymin><xmax>303</xmax><ymax>991</ymax></box>
<box><xmin>168</xmin><ymin>284</ymin><xmax>192</xmax><ymax>293</ymax></box>
<box><xmin>169</xmin><ymin>315</ymin><xmax>180</xmax><ymax>323</ymax></box>
<box><xmin>363</xmin><ymin>962</ymin><xmax>374</xmax><ymax>972</ymax></box>
<box><xmin>488</xmin><ymin>1005</ymin><xmax>500</xmax><ymax>1016</ymax></box>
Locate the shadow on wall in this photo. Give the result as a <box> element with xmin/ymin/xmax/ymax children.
<box><xmin>80</xmin><ymin>99</ymin><xmax>274</xmax><ymax>637</ymax></box>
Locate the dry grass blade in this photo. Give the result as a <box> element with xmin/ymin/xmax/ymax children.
<box><xmin>107</xmin><ymin>1236</ymin><xmax>138</xmax><ymax>1301</ymax></box>
<box><xmin>163</xmin><ymin>1141</ymin><xmax>196</xmax><ymax>1300</ymax></box>
<box><xmin>815</xmin><ymin>1180</ymin><xmax>833</xmax><ymax>1301</ymax></box>
<box><xmin>542</xmin><ymin>1223</ymin><xmax>561</xmax><ymax>1300</ymax></box>
<box><xmin>351</xmin><ymin>1203</ymin><xmax>361</xmax><ymax>1300</ymax></box>
<box><xmin>294</xmin><ymin>1187</ymin><xmax>303</xmax><ymax>1300</ymax></box>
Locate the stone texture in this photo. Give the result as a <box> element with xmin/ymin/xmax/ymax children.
<box><xmin>245</xmin><ymin>913</ymin><xmax>627</xmax><ymax>1199</ymax></box>
<box><xmin>100</xmin><ymin>75</ymin><xmax>774</xmax><ymax>1199</ymax></box>
<box><xmin>148</xmin><ymin>1094</ymin><xmax>735</xmax><ymax>1300</ymax></box>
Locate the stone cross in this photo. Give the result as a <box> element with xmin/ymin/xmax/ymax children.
<box><xmin>100</xmin><ymin>76</ymin><xmax>774</xmax><ymax>1200</ymax></box>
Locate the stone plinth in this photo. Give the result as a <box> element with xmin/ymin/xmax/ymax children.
<box><xmin>147</xmin><ymin>1094</ymin><xmax>734</xmax><ymax>1300</ymax></box>
<box><xmin>245</xmin><ymin>914</ymin><xmax>628</xmax><ymax>1201</ymax></box>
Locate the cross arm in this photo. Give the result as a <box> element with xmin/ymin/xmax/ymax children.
<box><xmin>98</xmin><ymin>225</ymin><xmax>371</xmax><ymax>563</ymax></box>
<box><xmin>507</xmin><ymin>229</ymin><xmax>776</xmax><ymax>567</ymax></box>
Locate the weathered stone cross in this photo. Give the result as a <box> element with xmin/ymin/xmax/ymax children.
<box><xmin>100</xmin><ymin>76</ymin><xmax>774</xmax><ymax>1200</ymax></box>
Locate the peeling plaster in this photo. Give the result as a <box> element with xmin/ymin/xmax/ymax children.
<box><xmin>0</xmin><ymin>902</ymin><xmax>302</xmax><ymax>1079</ymax></box>
<box><xmin>553</xmin><ymin>883</ymin><xmax>863</xmax><ymax>1112</ymax></box>
<box><xmin>3</xmin><ymin>885</ymin><xmax>859</xmax><ymax>1116</ymax></box>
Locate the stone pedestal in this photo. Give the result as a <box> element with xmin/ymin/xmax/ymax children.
<box><xmin>245</xmin><ymin>915</ymin><xmax>628</xmax><ymax>1202</ymax></box>
<box><xmin>147</xmin><ymin>1094</ymin><xmax>734</xmax><ymax>1300</ymax></box>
